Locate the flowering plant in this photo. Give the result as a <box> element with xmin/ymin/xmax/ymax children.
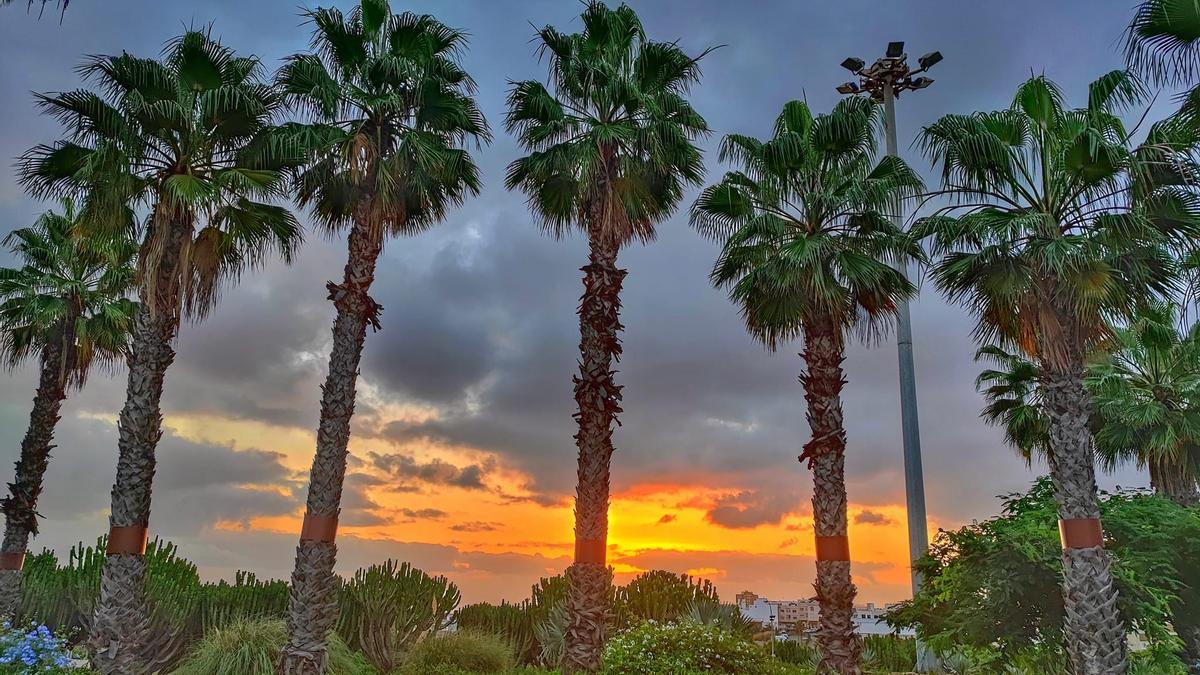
<box><xmin>0</xmin><ymin>622</ymin><xmax>76</xmax><ymax>674</ymax></box>
<box><xmin>601</xmin><ymin>620</ymin><xmax>775</xmax><ymax>674</ymax></box>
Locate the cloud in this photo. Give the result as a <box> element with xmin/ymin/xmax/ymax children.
<box><xmin>657</xmin><ymin>514</ymin><xmax>677</xmax><ymax>524</ymax></box>
<box><xmin>450</xmin><ymin>521</ymin><xmax>502</xmax><ymax>533</ymax></box>
<box><xmin>400</xmin><ymin>508</ymin><xmax>448</xmax><ymax>519</ymax></box>
<box><xmin>854</xmin><ymin>510</ymin><xmax>895</xmax><ymax>526</ymax></box>
<box><xmin>368</xmin><ymin>451</ymin><xmax>495</xmax><ymax>491</ymax></box>
<box><xmin>704</xmin><ymin>490</ymin><xmax>800</xmax><ymax>529</ymax></box>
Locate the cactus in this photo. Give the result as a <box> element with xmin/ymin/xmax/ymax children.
<box><xmin>335</xmin><ymin>559</ymin><xmax>459</xmax><ymax>672</ymax></box>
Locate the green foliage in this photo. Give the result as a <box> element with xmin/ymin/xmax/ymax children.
<box><xmin>692</xmin><ymin>98</ymin><xmax>925</xmax><ymax>349</ymax></box>
<box><xmin>335</xmin><ymin>559</ymin><xmax>459</xmax><ymax>673</ymax></box>
<box><xmin>772</xmin><ymin>639</ymin><xmax>820</xmax><ymax>668</ymax></box>
<box><xmin>0</xmin><ymin>197</ymin><xmax>137</xmax><ymax>383</ymax></box>
<box><xmin>600</xmin><ymin>622</ymin><xmax>773</xmax><ymax>675</ymax></box>
<box><xmin>860</xmin><ymin>635</ymin><xmax>915</xmax><ymax>672</ymax></box>
<box><xmin>913</xmin><ymin>70</ymin><xmax>1200</xmax><ymax>365</ymax></box>
<box><xmin>20</xmin><ymin>28</ymin><xmax>303</xmax><ymax>320</ymax></box>
<box><xmin>276</xmin><ymin>0</ymin><xmax>489</xmax><ymax>239</ymax></box>
<box><xmin>505</xmin><ymin>0</ymin><xmax>710</xmax><ymax>244</ymax></box>
<box><xmin>455</xmin><ymin>575</ymin><xmax>567</xmax><ymax>667</ymax></box>
<box><xmin>614</xmin><ymin>570</ymin><xmax>719</xmax><ymax>627</ymax></box>
<box><xmin>170</xmin><ymin>618</ymin><xmax>374</xmax><ymax>675</ymax></box>
<box><xmin>395</xmin><ymin>630</ymin><xmax>516</xmax><ymax>674</ymax></box>
<box><xmin>19</xmin><ymin>538</ymin><xmax>289</xmax><ymax>671</ymax></box>
<box><xmin>887</xmin><ymin>479</ymin><xmax>1200</xmax><ymax>668</ymax></box>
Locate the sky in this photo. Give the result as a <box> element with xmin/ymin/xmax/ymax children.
<box><xmin>0</xmin><ymin>0</ymin><xmax>1157</xmax><ymax>606</ymax></box>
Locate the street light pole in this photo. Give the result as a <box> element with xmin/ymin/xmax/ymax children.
<box><xmin>838</xmin><ymin>43</ymin><xmax>941</xmax><ymax>673</ymax></box>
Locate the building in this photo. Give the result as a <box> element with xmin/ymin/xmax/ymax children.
<box><xmin>736</xmin><ymin>592</ymin><xmax>913</xmax><ymax>637</ymax></box>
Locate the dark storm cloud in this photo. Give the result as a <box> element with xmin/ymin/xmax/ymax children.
<box><xmin>368</xmin><ymin>451</ymin><xmax>495</xmax><ymax>491</ymax></box>
<box><xmin>399</xmin><ymin>508</ymin><xmax>448</xmax><ymax>520</ymax></box>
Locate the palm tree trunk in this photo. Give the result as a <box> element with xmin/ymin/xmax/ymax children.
<box><xmin>0</xmin><ymin>338</ymin><xmax>68</xmax><ymax>618</ymax></box>
<box><xmin>1148</xmin><ymin>457</ymin><xmax>1199</xmax><ymax>508</ymax></box>
<box><xmin>800</xmin><ymin>316</ymin><xmax>861</xmax><ymax>675</ymax></box>
<box><xmin>88</xmin><ymin>305</ymin><xmax>177</xmax><ymax>674</ymax></box>
<box><xmin>1042</xmin><ymin>364</ymin><xmax>1128</xmax><ymax>675</ymax></box>
<box><xmin>279</xmin><ymin>219</ymin><xmax>383</xmax><ymax>675</ymax></box>
<box><xmin>90</xmin><ymin>210</ymin><xmax>186</xmax><ymax>675</ymax></box>
<box><xmin>562</xmin><ymin>233</ymin><xmax>624</xmax><ymax>675</ymax></box>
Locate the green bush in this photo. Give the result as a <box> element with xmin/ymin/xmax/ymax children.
<box><xmin>600</xmin><ymin>621</ymin><xmax>773</xmax><ymax>675</ymax></box>
<box><xmin>396</xmin><ymin>630</ymin><xmax>516</xmax><ymax>674</ymax></box>
<box><xmin>772</xmin><ymin>638</ymin><xmax>819</xmax><ymax>667</ymax></box>
<box><xmin>861</xmin><ymin>635</ymin><xmax>915</xmax><ymax>672</ymax></box>
<box><xmin>336</xmin><ymin>559</ymin><xmax>459</xmax><ymax>672</ymax></box>
<box><xmin>613</xmin><ymin>571</ymin><xmax>719</xmax><ymax>628</ymax></box>
<box><xmin>170</xmin><ymin>618</ymin><xmax>374</xmax><ymax>675</ymax></box>
<box><xmin>455</xmin><ymin>574</ymin><xmax>567</xmax><ymax>666</ymax></box>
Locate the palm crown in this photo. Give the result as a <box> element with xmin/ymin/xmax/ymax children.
<box><xmin>505</xmin><ymin>0</ymin><xmax>710</xmax><ymax>244</ymax></box>
<box><xmin>275</xmin><ymin>0</ymin><xmax>489</xmax><ymax>237</ymax></box>
<box><xmin>0</xmin><ymin>198</ymin><xmax>137</xmax><ymax>389</ymax></box>
<box><xmin>1089</xmin><ymin>303</ymin><xmax>1200</xmax><ymax>482</ymax></box>
<box><xmin>691</xmin><ymin>97</ymin><xmax>925</xmax><ymax>348</ymax></box>
<box><xmin>19</xmin><ymin>29</ymin><xmax>302</xmax><ymax>320</ymax></box>
<box><xmin>913</xmin><ymin>71</ymin><xmax>1200</xmax><ymax>367</ymax></box>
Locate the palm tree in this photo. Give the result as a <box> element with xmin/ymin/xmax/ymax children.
<box><xmin>505</xmin><ymin>3</ymin><xmax>709</xmax><ymax>670</ymax></box>
<box><xmin>20</xmin><ymin>31</ymin><xmax>303</xmax><ymax>673</ymax></box>
<box><xmin>691</xmin><ymin>98</ymin><xmax>923</xmax><ymax>675</ymax></box>
<box><xmin>1089</xmin><ymin>303</ymin><xmax>1200</xmax><ymax>506</ymax></box>
<box><xmin>978</xmin><ymin>315</ymin><xmax>1200</xmax><ymax>506</ymax></box>
<box><xmin>0</xmin><ymin>198</ymin><xmax>136</xmax><ymax>618</ymax></box>
<box><xmin>912</xmin><ymin>71</ymin><xmax>1200</xmax><ymax>674</ymax></box>
<box><xmin>272</xmin><ymin>2</ymin><xmax>487</xmax><ymax>672</ymax></box>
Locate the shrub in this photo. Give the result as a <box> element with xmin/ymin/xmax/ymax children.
<box><xmin>613</xmin><ymin>571</ymin><xmax>719</xmax><ymax>628</ymax></box>
<box><xmin>396</xmin><ymin>630</ymin><xmax>516</xmax><ymax>674</ymax></box>
<box><xmin>772</xmin><ymin>638</ymin><xmax>819</xmax><ymax>667</ymax></box>
<box><xmin>861</xmin><ymin>635</ymin><xmax>915</xmax><ymax>672</ymax></box>
<box><xmin>170</xmin><ymin>618</ymin><xmax>373</xmax><ymax>675</ymax></box>
<box><xmin>336</xmin><ymin>559</ymin><xmax>459</xmax><ymax>672</ymax></box>
<box><xmin>455</xmin><ymin>574</ymin><xmax>567</xmax><ymax>666</ymax></box>
<box><xmin>0</xmin><ymin>622</ymin><xmax>76</xmax><ymax>673</ymax></box>
<box><xmin>600</xmin><ymin>621</ymin><xmax>773</xmax><ymax>674</ymax></box>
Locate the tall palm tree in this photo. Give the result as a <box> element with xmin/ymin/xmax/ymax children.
<box><xmin>912</xmin><ymin>71</ymin><xmax>1200</xmax><ymax>674</ymax></box>
<box><xmin>20</xmin><ymin>30</ymin><xmax>303</xmax><ymax>673</ymax></box>
<box><xmin>692</xmin><ymin>98</ymin><xmax>923</xmax><ymax>675</ymax></box>
<box><xmin>505</xmin><ymin>3</ymin><xmax>709</xmax><ymax>670</ymax></box>
<box><xmin>272</xmin><ymin>2</ymin><xmax>487</xmax><ymax>672</ymax></box>
<box><xmin>0</xmin><ymin>198</ymin><xmax>136</xmax><ymax>618</ymax></box>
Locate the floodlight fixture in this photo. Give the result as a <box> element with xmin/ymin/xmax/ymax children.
<box><xmin>841</xmin><ymin>57</ymin><xmax>865</xmax><ymax>73</ymax></box>
<box><xmin>918</xmin><ymin>51</ymin><xmax>943</xmax><ymax>70</ymax></box>
<box><xmin>886</xmin><ymin>41</ymin><xmax>904</xmax><ymax>58</ymax></box>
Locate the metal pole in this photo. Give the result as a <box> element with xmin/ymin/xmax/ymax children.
<box><xmin>882</xmin><ymin>79</ymin><xmax>936</xmax><ymax>674</ymax></box>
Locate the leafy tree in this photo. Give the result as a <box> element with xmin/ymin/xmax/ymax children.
<box><xmin>912</xmin><ymin>70</ymin><xmax>1200</xmax><ymax>673</ymax></box>
<box><xmin>887</xmin><ymin>479</ymin><xmax>1200</xmax><ymax>671</ymax></box>
<box><xmin>272</xmin><ymin>1</ymin><xmax>488</xmax><ymax>671</ymax></box>
<box><xmin>505</xmin><ymin>3</ymin><xmax>709</xmax><ymax>670</ymax></box>
<box><xmin>691</xmin><ymin>97</ymin><xmax>923</xmax><ymax>674</ymax></box>
<box><xmin>19</xmin><ymin>29</ymin><xmax>303</xmax><ymax>672</ymax></box>
<box><xmin>0</xmin><ymin>198</ymin><xmax>136</xmax><ymax>619</ymax></box>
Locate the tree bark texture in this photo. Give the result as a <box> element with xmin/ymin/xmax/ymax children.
<box><xmin>1042</xmin><ymin>364</ymin><xmax>1128</xmax><ymax>675</ymax></box>
<box><xmin>0</xmin><ymin>336</ymin><xmax>68</xmax><ymax>619</ymax></box>
<box><xmin>799</xmin><ymin>316</ymin><xmax>861</xmax><ymax>675</ymax></box>
<box><xmin>562</xmin><ymin>233</ymin><xmax>624</xmax><ymax>675</ymax></box>
<box><xmin>90</xmin><ymin>209</ymin><xmax>187</xmax><ymax>675</ymax></box>
<box><xmin>279</xmin><ymin>219</ymin><xmax>383</xmax><ymax>675</ymax></box>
